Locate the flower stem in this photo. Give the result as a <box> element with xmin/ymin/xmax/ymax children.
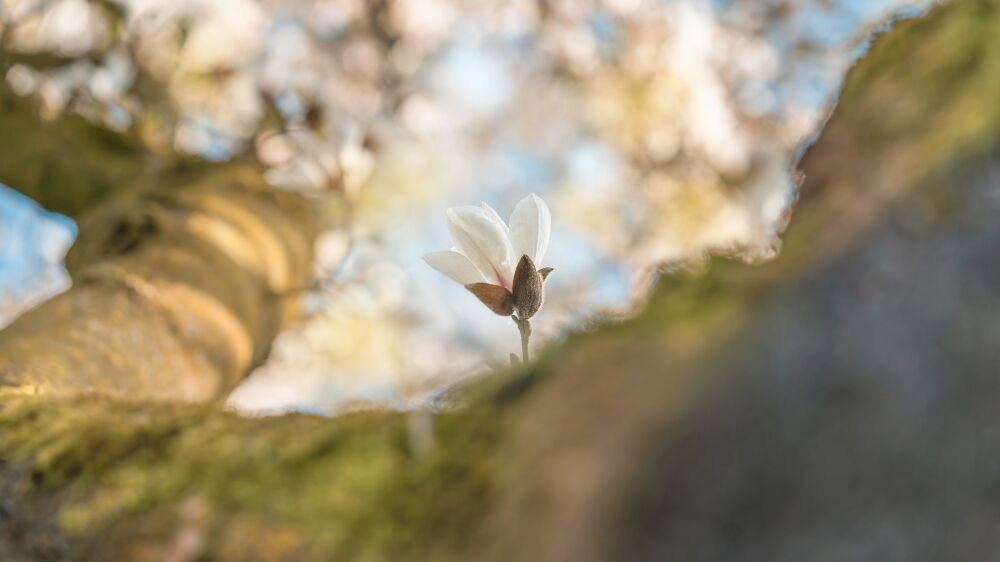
<box><xmin>514</xmin><ymin>315</ymin><xmax>531</xmax><ymax>363</ymax></box>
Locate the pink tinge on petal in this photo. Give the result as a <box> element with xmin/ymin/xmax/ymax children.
<box><xmin>493</xmin><ymin>267</ymin><xmax>512</xmax><ymax>291</ymax></box>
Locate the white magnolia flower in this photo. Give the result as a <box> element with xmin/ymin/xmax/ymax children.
<box><xmin>424</xmin><ymin>193</ymin><xmax>553</xmax><ymax>319</ymax></box>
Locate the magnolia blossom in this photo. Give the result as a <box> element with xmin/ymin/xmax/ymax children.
<box><xmin>424</xmin><ymin>193</ymin><xmax>553</xmax><ymax>319</ymax></box>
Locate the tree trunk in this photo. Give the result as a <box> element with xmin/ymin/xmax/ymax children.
<box><xmin>3</xmin><ymin>0</ymin><xmax>1000</xmax><ymax>560</ymax></box>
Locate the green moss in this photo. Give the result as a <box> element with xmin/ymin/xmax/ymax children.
<box><xmin>834</xmin><ymin>0</ymin><xmax>1000</xmax><ymax>182</ymax></box>
<box><xmin>0</xmin><ymin>390</ymin><xmax>510</xmax><ymax>560</ymax></box>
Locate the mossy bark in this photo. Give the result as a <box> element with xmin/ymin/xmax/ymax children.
<box><xmin>3</xmin><ymin>0</ymin><xmax>1000</xmax><ymax>560</ymax></box>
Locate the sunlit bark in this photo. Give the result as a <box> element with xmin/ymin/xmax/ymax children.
<box><xmin>0</xmin><ymin>163</ymin><xmax>316</xmax><ymax>400</ymax></box>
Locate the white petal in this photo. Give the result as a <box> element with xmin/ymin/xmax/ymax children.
<box><xmin>423</xmin><ymin>251</ymin><xmax>485</xmax><ymax>285</ymax></box>
<box><xmin>447</xmin><ymin>206</ymin><xmax>516</xmax><ymax>287</ymax></box>
<box><xmin>508</xmin><ymin>193</ymin><xmax>551</xmax><ymax>264</ymax></box>
<box><xmin>480</xmin><ymin>202</ymin><xmax>510</xmax><ymax>234</ymax></box>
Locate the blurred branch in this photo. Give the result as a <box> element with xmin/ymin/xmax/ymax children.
<box><xmin>0</xmin><ymin>92</ymin><xmax>144</xmax><ymax>218</ymax></box>
<box><xmin>0</xmin><ymin>0</ymin><xmax>174</xmax><ymax>217</ymax></box>
<box><xmin>0</xmin><ymin>163</ymin><xmax>317</xmax><ymax>400</ymax></box>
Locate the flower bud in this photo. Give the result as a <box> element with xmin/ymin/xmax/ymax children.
<box><xmin>511</xmin><ymin>255</ymin><xmax>544</xmax><ymax>319</ymax></box>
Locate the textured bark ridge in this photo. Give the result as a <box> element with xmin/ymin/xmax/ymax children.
<box><xmin>3</xmin><ymin>0</ymin><xmax>1000</xmax><ymax>560</ymax></box>
<box><xmin>0</xmin><ymin>164</ymin><xmax>317</xmax><ymax>400</ymax></box>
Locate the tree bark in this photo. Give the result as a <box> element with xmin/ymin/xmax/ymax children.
<box><xmin>3</xmin><ymin>0</ymin><xmax>1000</xmax><ymax>560</ymax></box>
<box><xmin>0</xmin><ymin>162</ymin><xmax>317</xmax><ymax>400</ymax></box>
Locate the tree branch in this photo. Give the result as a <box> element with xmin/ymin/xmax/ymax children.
<box><xmin>0</xmin><ymin>164</ymin><xmax>317</xmax><ymax>400</ymax></box>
